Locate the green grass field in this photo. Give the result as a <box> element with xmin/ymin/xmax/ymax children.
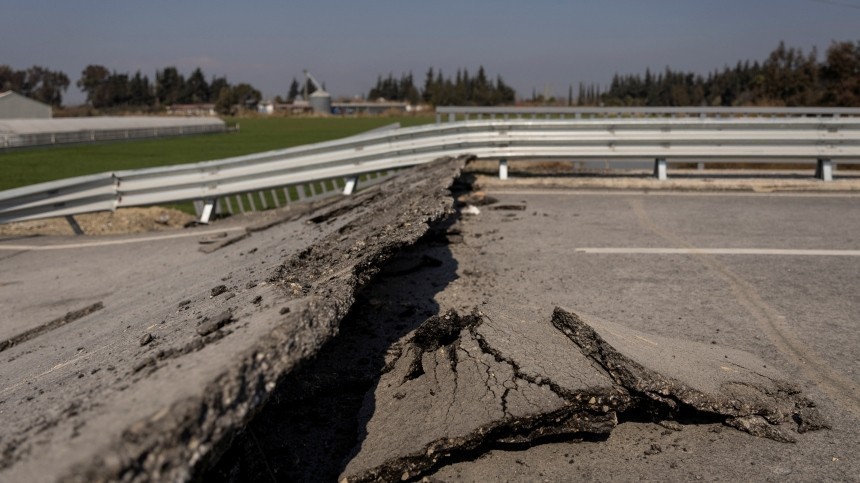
<box><xmin>0</xmin><ymin>116</ymin><xmax>434</xmax><ymax>191</ymax></box>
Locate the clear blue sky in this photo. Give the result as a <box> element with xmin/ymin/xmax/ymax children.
<box><xmin>2</xmin><ymin>0</ymin><xmax>858</xmax><ymax>104</ymax></box>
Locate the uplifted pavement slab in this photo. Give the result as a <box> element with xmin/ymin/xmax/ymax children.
<box><xmin>552</xmin><ymin>308</ymin><xmax>829</xmax><ymax>441</ymax></box>
<box><xmin>0</xmin><ymin>156</ymin><xmax>468</xmax><ymax>483</ymax></box>
<box><xmin>340</xmin><ymin>307</ymin><xmax>826</xmax><ymax>482</ymax></box>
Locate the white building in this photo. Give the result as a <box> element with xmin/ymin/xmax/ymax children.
<box><xmin>257</xmin><ymin>101</ymin><xmax>275</xmax><ymax>115</ymax></box>
<box><xmin>0</xmin><ymin>91</ymin><xmax>52</xmax><ymax>119</ymax></box>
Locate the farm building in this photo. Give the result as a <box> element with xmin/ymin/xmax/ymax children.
<box><xmin>0</xmin><ymin>91</ymin><xmax>53</xmax><ymax>119</ymax></box>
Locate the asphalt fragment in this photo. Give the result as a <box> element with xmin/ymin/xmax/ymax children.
<box><xmin>339</xmin><ymin>307</ymin><xmax>827</xmax><ymax>482</ymax></box>
<box><xmin>139</xmin><ymin>333</ymin><xmax>153</xmax><ymax>346</ymax></box>
<box><xmin>210</xmin><ymin>285</ymin><xmax>228</xmax><ymax>297</ymax></box>
<box><xmin>197</xmin><ymin>311</ymin><xmax>235</xmax><ymax>337</ymax></box>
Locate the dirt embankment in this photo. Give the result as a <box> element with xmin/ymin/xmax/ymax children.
<box><xmin>0</xmin><ymin>207</ymin><xmax>196</xmax><ymax>237</ymax></box>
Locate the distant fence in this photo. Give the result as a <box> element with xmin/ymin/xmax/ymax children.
<box><xmin>0</xmin><ymin>118</ymin><xmax>229</xmax><ymax>150</ymax></box>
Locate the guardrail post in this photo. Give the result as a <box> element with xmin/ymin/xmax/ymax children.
<box><xmin>435</xmin><ymin>112</ymin><xmax>441</xmax><ymax>124</ymax></box>
<box><xmin>258</xmin><ymin>191</ymin><xmax>268</xmax><ymax>209</ymax></box>
<box><xmin>199</xmin><ymin>198</ymin><xmax>218</xmax><ymax>224</ymax></box>
<box><xmin>815</xmin><ymin>158</ymin><xmax>833</xmax><ymax>182</ymax></box>
<box><xmin>654</xmin><ymin>158</ymin><xmax>667</xmax><ymax>181</ymax></box>
<box><xmin>448</xmin><ymin>112</ymin><xmax>455</xmax><ymax>123</ymax></box>
<box><xmin>499</xmin><ymin>159</ymin><xmax>509</xmax><ymax>180</ymax></box>
<box><xmin>65</xmin><ymin>215</ymin><xmax>84</xmax><ymax>236</ymax></box>
<box><xmin>343</xmin><ymin>176</ymin><xmax>359</xmax><ymax>195</ymax></box>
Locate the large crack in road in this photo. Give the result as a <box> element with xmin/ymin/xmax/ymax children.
<box><xmin>70</xmin><ymin>157</ymin><xmax>470</xmax><ymax>483</ymax></box>
<box><xmin>0</xmin><ymin>156</ymin><xmax>469</xmax><ymax>483</ymax></box>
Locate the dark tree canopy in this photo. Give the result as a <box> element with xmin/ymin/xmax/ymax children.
<box><xmin>287</xmin><ymin>77</ymin><xmax>300</xmax><ymax>102</ymax></box>
<box><xmin>70</xmin><ymin>65</ymin><xmax>261</xmax><ymax>113</ymax></box>
<box><xmin>582</xmin><ymin>40</ymin><xmax>860</xmax><ymax>107</ymax></box>
<box><xmin>1</xmin><ymin>64</ymin><xmax>70</xmax><ymax>106</ymax></box>
<box><xmin>370</xmin><ymin>66</ymin><xmax>515</xmax><ymax>106</ymax></box>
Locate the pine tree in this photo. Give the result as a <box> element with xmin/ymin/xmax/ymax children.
<box><xmin>287</xmin><ymin>77</ymin><xmax>300</xmax><ymax>102</ymax></box>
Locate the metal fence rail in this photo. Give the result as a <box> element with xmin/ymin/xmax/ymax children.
<box><xmin>435</xmin><ymin>106</ymin><xmax>860</xmax><ymax>123</ymax></box>
<box><xmin>0</xmin><ymin>120</ymin><xmax>227</xmax><ymax>150</ymax></box>
<box><xmin>2</xmin><ymin>110</ymin><xmax>860</xmax><ymax>226</ymax></box>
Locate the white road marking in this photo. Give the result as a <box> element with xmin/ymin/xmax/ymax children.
<box><xmin>576</xmin><ymin>247</ymin><xmax>860</xmax><ymax>256</ymax></box>
<box><xmin>0</xmin><ymin>226</ymin><xmax>246</xmax><ymax>251</ymax></box>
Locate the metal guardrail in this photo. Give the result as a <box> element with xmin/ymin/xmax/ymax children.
<box><xmin>435</xmin><ymin>106</ymin><xmax>860</xmax><ymax>123</ymax></box>
<box><xmin>2</xmin><ymin>110</ymin><xmax>860</xmax><ymax>226</ymax></box>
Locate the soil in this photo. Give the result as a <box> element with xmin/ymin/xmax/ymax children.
<box><xmin>0</xmin><ymin>207</ymin><xmax>196</xmax><ymax>237</ymax></box>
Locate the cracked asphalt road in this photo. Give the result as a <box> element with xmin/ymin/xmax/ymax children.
<box><xmin>425</xmin><ymin>189</ymin><xmax>860</xmax><ymax>481</ymax></box>
<box><xmin>209</xmin><ymin>186</ymin><xmax>859</xmax><ymax>482</ymax></box>
<box><xmin>2</xmin><ymin>167</ymin><xmax>859</xmax><ymax>482</ymax></box>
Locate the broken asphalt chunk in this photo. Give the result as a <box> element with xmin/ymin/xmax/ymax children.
<box><xmin>340</xmin><ymin>308</ymin><xmax>624</xmax><ymax>482</ymax></box>
<box><xmin>340</xmin><ymin>307</ymin><xmax>827</xmax><ymax>482</ymax></box>
<box><xmin>196</xmin><ymin>310</ymin><xmax>235</xmax><ymax>336</ymax></box>
<box><xmin>551</xmin><ymin>307</ymin><xmax>827</xmax><ymax>442</ymax></box>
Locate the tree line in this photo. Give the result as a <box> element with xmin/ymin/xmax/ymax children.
<box><xmin>1</xmin><ymin>64</ymin><xmax>262</xmax><ymax>114</ymax></box>
<box><xmin>367</xmin><ymin>66</ymin><xmax>516</xmax><ymax>106</ymax></box>
<box><xmin>76</xmin><ymin>65</ymin><xmax>262</xmax><ymax>114</ymax></box>
<box><xmin>579</xmin><ymin>41</ymin><xmax>860</xmax><ymax>107</ymax></box>
<box><xmin>272</xmin><ymin>77</ymin><xmax>320</xmax><ymax>104</ymax></box>
<box><xmin>0</xmin><ymin>65</ymin><xmax>70</xmax><ymax>106</ymax></box>
<box><xmin>4</xmin><ymin>40</ymin><xmax>858</xmax><ymax>112</ymax></box>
